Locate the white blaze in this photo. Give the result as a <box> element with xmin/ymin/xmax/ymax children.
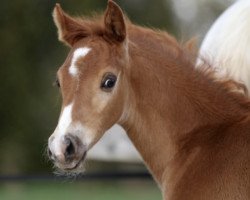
<box><xmin>69</xmin><ymin>47</ymin><xmax>91</xmax><ymax>76</ymax></box>
<box><xmin>51</xmin><ymin>103</ymin><xmax>73</xmax><ymax>156</ymax></box>
<box><xmin>58</xmin><ymin>103</ymin><xmax>73</xmax><ymax>135</ymax></box>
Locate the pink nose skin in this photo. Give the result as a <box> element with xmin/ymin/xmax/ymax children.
<box><xmin>48</xmin><ymin>135</ymin><xmax>87</xmax><ymax>170</ymax></box>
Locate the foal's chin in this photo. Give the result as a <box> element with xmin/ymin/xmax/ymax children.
<box><xmin>53</xmin><ymin>153</ymin><xmax>87</xmax><ymax>176</ymax></box>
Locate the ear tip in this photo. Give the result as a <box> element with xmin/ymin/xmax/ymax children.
<box><xmin>107</xmin><ymin>0</ymin><xmax>119</xmax><ymax>9</ymax></box>
<box><xmin>52</xmin><ymin>3</ymin><xmax>63</xmax><ymax>29</ymax></box>
<box><xmin>55</xmin><ymin>3</ymin><xmax>61</xmax><ymax>8</ymax></box>
<box><xmin>53</xmin><ymin>3</ymin><xmax>62</xmax><ymax>14</ymax></box>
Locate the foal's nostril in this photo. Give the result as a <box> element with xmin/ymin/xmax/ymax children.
<box><xmin>48</xmin><ymin>149</ymin><xmax>52</xmax><ymax>157</ymax></box>
<box><xmin>66</xmin><ymin>140</ymin><xmax>75</xmax><ymax>155</ymax></box>
<box><xmin>64</xmin><ymin>136</ymin><xmax>75</xmax><ymax>158</ymax></box>
<box><xmin>47</xmin><ymin>148</ymin><xmax>54</xmax><ymax>161</ymax></box>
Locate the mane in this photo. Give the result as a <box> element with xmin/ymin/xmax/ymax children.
<box><xmin>69</xmin><ymin>13</ymin><xmax>132</xmax><ymax>42</ymax></box>
<box><xmin>75</xmin><ymin>15</ymin><xmax>105</xmax><ymax>37</ymax></box>
<box><xmin>177</xmin><ymin>60</ymin><xmax>250</xmax><ymax>155</ymax></box>
<box><xmin>181</xmin><ymin>50</ymin><xmax>250</xmax><ymax>113</ymax></box>
<box><xmin>197</xmin><ymin>59</ymin><xmax>248</xmax><ymax>96</ymax></box>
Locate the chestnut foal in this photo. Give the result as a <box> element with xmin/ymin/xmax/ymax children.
<box><xmin>48</xmin><ymin>1</ymin><xmax>250</xmax><ymax>199</ymax></box>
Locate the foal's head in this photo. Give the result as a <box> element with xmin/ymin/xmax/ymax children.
<box><xmin>48</xmin><ymin>1</ymin><xmax>130</xmax><ymax>172</ymax></box>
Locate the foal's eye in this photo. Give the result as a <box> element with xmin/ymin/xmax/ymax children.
<box><xmin>101</xmin><ymin>73</ymin><xmax>117</xmax><ymax>91</ymax></box>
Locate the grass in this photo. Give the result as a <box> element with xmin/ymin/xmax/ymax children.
<box><xmin>0</xmin><ymin>179</ymin><xmax>161</xmax><ymax>200</ymax></box>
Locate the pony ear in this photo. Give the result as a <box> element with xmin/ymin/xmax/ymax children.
<box><xmin>104</xmin><ymin>0</ymin><xmax>126</xmax><ymax>43</ymax></box>
<box><xmin>53</xmin><ymin>4</ymin><xmax>90</xmax><ymax>47</ymax></box>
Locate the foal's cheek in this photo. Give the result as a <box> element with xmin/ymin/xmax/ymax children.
<box><xmin>91</xmin><ymin>92</ymin><xmax>110</xmax><ymax>113</ymax></box>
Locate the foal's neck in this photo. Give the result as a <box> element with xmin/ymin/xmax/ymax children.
<box><xmin>120</xmin><ymin>26</ymin><xmax>249</xmax><ymax>185</ymax></box>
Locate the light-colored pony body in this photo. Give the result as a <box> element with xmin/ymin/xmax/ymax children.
<box><xmin>199</xmin><ymin>0</ymin><xmax>250</xmax><ymax>91</ymax></box>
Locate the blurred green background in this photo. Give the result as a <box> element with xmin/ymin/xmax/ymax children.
<box><xmin>0</xmin><ymin>0</ymin><xmax>233</xmax><ymax>199</ymax></box>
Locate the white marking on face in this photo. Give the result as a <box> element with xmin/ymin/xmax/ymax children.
<box><xmin>69</xmin><ymin>47</ymin><xmax>91</xmax><ymax>76</ymax></box>
<box><xmin>51</xmin><ymin>103</ymin><xmax>73</xmax><ymax>156</ymax></box>
<box><xmin>49</xmin><ymin>102</ymin><xmax>95</xmax><ymax>157</ymax></box>
<box><xmin>58</xmin><ymin>103</ymin><xmax>73</xmax><ymax>134</ymax></box>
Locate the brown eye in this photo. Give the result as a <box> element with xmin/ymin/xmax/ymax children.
<box><xmin>101</xmin><ymin>73</ymin><xmax>117</xmax><ymax>91</ymax></box>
